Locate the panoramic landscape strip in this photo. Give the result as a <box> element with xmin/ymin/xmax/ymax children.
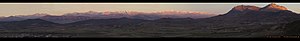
<box><xmin>0</xmin><ymin>3</ymin><xmax>299</xmax><ymax>38</ymax></box>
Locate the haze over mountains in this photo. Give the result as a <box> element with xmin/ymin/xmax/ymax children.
<box><xmin>0</xmin><ymin>10</ymin><xmax>215</xmax><ymax>24</ymax></box>
<box><xmin>0</xmin><ymin>3</ymin><xmax>300</xmax><ymax>37</ymax></box>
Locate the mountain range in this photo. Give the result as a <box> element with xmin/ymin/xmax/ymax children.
<box><xmin>209</xmin><ymin>3</ymin><xmax>300</xmax><ymax>23</ymax></box>
<box><xmin>0</xmin><ymin>10</ymin><xmax>215</xmax><ymax>24</ymax></box>
<box><xmin>0</xmin><ymin>3</ymin><xmax>300</xmax><ymax>37</ymax></box>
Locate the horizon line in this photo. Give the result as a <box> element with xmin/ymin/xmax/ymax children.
<box><xmin>0</xmin><ymin>10</ymin><xmax>215</xmax><ymax>17</ymax></box>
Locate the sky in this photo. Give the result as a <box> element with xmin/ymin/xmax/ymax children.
<box><xmin>0</xmin><ymin>3</ymin><xmax>300</xmax><ymax>17</ymax></box>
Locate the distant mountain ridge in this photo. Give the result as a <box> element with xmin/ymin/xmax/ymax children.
<box><xmin>0</xmin><ymin>10</ymin><xmax>215</xmax><ymax>24</ymax></box>
<box><xmin>0</xmin><ymin>3</ymin><xmax>299</xmax><ymax>24</ymax></box>
<box><xmin>0</xmin><ymin>3</ymin><xmax>300</xmax><ymax>37</ymax></box>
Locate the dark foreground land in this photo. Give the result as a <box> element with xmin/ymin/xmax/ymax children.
<box><xmin>0</xmin><ymin>18</ymin><xmax>297</xmax><ymax>38</ymax></box>
<box><xmin>0</xmin><ymin>23</ymin><xmax>290</xmax><ymax>38</ymax></box>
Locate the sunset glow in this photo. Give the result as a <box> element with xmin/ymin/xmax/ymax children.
<box><xmin>0</xmin><ymin>3</ymin><xmax>300</xmax><ymax>17</ymax></box>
